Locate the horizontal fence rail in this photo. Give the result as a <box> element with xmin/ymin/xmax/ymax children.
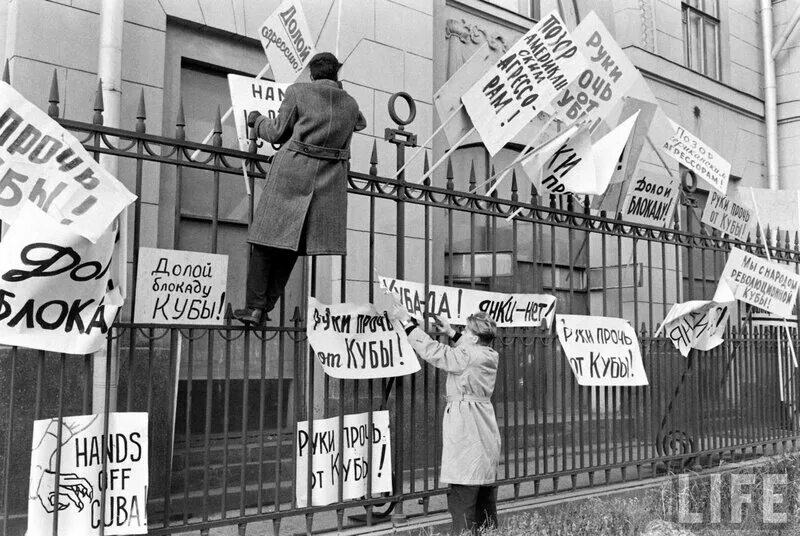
<box><xmin>2</xmin><ymin>71</ymin><xmax>800</xmax><ymax>536</ymax></box>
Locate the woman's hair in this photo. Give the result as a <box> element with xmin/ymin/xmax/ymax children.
<box><xmin>309</xmin><ymin>52</ymin><xmax>341</xmax><ymax>81</ymax></box>
<box><xmin>466</xmin><ymin>312</ymin><xmax>497</xmax><ymax>345</ymax></box>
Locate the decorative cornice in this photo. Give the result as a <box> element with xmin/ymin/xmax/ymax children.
<box><xmin>639</xmin><ymin>0</ymin><xmax>655</xmax><ymax>52</ymax></box>
<box><xmin>445</xmin><ymin>18</ymin><xmax>508</xmax><ymax>52</ymax></box>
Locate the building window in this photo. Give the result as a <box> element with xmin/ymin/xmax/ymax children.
<box><xmin>484</xmin><ymin>0</ymin><xmax>539</xmax><ymax>19</ymax></box>
<box><xmin>682</xmin><ymin>0</ymin><xmax>721</xmax><ymax>80</ymax></box>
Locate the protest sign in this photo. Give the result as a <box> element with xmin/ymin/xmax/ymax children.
<box><xmin>461</xmin><ymin>11</ymin><xmax>586</xmax><ymax>155</ymax></box>
<box><xmin>593</xmin><ymin>98</ymin><xmax>658</xmax><ymax>214</ymax></box>
<box><xmin>656</xmin><ymin>300</ymin><xmax>732</xmax><ymax>357</ymax></box>
<box><xmin>701</xmin><ymin>190</ymin><xmax>753</xmax><ymax>241</ymax></box>
<box><xmin>621</xmin><ymin>173</ymin><xmax>678</xmax><ymax>227</ymax></box>
<box><xmin>0</xmin><ymin>203</ymin><xmax>122</xmax><ymax>354</ymax></box>
<box><xmin>295</xmin><ymin>411</ymin><xmax>392</xmax><ymax>507</ymax></box>
<box><xmin>307</xmin><ymin>297</ymin><xmax>420</xmax><ymax>379</ymax></box>
<box><xmin>551</xmin><ymin>11</ymin><xmax>638</xmax><ymax>129</ymax></box>
<box><xmin>0</xmin><ymin>82</ymin><xmax>136</xmax><ymax>242</ymax></box>
<box><xmin>718</xmin><ymin>247</ymin><xmax>800</xmax><ymax>318</ymax></box>
<box><xmin>227</xmin><ymin>74</ymin><xmax>289</xmax><ymax>154</ymax></box>
<box><xmin>379</xmin><ymin>275</ymin><xmax>556</xmax><ymax>328</ymax></box>
<box><xmin>134</xmin><ymin>247</ymin><xmax>228</xmax><ymax>325</ymax></box>
<box><xmin>434</xmin><ymin>43</ymin><xmax>495</xmax><ymax>147</ymax></box>
<box><xmin>556</xmin><ymin>314</ymin><xmax>648</xmax><ymax>386</ymax></box>
<box><xmin>28</xmin><ymin>412</ymin><xmax>148</xmax><ymax>535</ymax></box>
<box><xmin>525</xmin><ymin>110</ymin><xmax>638</xmax><ymax>196</ymax></box>
<box><xmin>662</xmin><ymin>119</ymin><xmax>731</xmax><ymax>194</ymax></box>
<box><xmin>258</xmin><ymin>0</ymin><xmax>315</xmax><ymax>83</ymax></box>
<box><xmin>434</xmin><ymin>44</ymin><xmax>550</xmax><ymax>149</ymax></box>
<box><xmin>525</xmin><ymin>123</ymin><xmax>593</xmax><ymax>196</ymax></box>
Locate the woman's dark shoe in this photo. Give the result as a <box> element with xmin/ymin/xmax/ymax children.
<box><xmin>233</xmin><ymin>307</ymin><xmax>269</xmax><ymax>326</ymax></box>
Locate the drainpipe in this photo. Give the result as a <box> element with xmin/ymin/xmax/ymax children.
<box><xmin>760</xmin><ymin>0</ymin><xmax>779</xmax><ymax>191</ymax></box>
<box><xmin>93</xmin><ymin>0</ymin><xmax>125</xmax><ymax>415</ymax></box>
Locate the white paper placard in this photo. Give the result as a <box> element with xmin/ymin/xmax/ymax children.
<box><xmin>28</xmin><ymin>413</ymin><xmax>149</xmax><ymax>535</ymax></box>
<box><xmin>556</xmin><ymin>314</ymin><xmax>648</xmax><ymax>386</ymax></box>
<box><xmin>134</xmin><ymin>247</ymin><xmax>228</xmax><ymax>325</ymax></box>
<box><xmin>295</xmin><ymin>411</ymin><xmax>392</xmax><ymax>507</ymax></box>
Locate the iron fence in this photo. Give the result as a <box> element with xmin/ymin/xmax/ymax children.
<box><xmin>2</xmin><ymin>69</ymin><xmax>800</xmax><ymax>536</ymax></box>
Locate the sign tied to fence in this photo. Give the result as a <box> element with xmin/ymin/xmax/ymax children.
<box><xmin>718</xmin><ymin>247</ymin><xmax>800</xmax><ymax>318</ymax></box>
<box><xmin>134</xmin><ymin>247</ymin><xmax>228</xmax><ymax>325</ymax></box>
<box><xmin>701</xmin><ymin>191</ymin><xmax>753</xmax><ymax>241</ymax></box>
<box><xmin>621</xmin><ymin>173</ymin><xmax>678</xmax><ymax>227</ymax></box>
<box><xmin>307</xmin><ymin>297</ymin><xmax>420</xmax><ymax>379</ymax></box>
<box><xmin>379</xmin><ymin>275</ymin><xmax>556</xmax><ymax>328</ymax></box>
<box><xmin>227</xmin><ymin>74</ymin><xmax>288</xmax><ymax>154</ymax></box>
<box><xmin>656</xmin><ymin>299</ymin><xmax>732</xmax><ymax>357</ymax></box>
<box><xmin>295</xmin><ymin>411</ymin><xmax>392</xmax><ymax>507</ymax></box>
<box><xmin>0</xmin><ymin>82</ymin><xmax>136</xmax><ymax>242</ymax></box>
<box><xmin>0</xmin><ymin>203</ymin><xmax>122</xmax><ymax>354</ymax></box>
<box><xmin>27</xmin><ymin>412</ymin><xmax>148</xmax><ymax>535</ymax></box>
<box><xmin>556</xmin><ymin>314</ymin><xmax>648</xmax><ymax>386</ymax></box>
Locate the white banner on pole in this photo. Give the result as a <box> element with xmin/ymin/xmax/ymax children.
<box><xmin>379</xmin><ymin>275</ymin><xmax>556</xmax><ymax>328</ymax></box>
<box><xmin>717</xmin><ymin>247</ymin><xmax>800</xmax><ymax>318</ymax></box>
<box><xmin>0</xmin><ymin>203</ymin><xmax>122</xmax><ymax>354</ymax></box>
<box><xmin>556</xmin><ymin>314</ymin><xmax>648</xmax><ymax>386</ymax></box>
<box><xmin>27</xmin><ymin>412</ymin><xmax>148</xmax><ymax>535</ymax></box>
<box><xmin>295</xmin><ymin>411</ymin><xmax>392</xmax><ymax>507</ymax></box>
<box><xmin>461</xmin><ymin>11</ymin><xmax>586</xmax><ymax>156</ymax></box>
<box><xmin>258</xmin><ymin>0</ymin><xmax>316</xmax><ymax>83</ymax></box>
<box><xmin>662</xmin><ymin>119</ymin><xmax>731</xmax><ymax>194</ymax></box>
<box><xmin>0</xmin><ymin>82</ymin><xmax>136</xmax><ymax>242</ymax></box>
<box><xmin>134</xmin><ymin>247</ymin><xmax>228</xmax><ymax>325</ymax></box>
<box><xmin>227</xmin><ymin>74</ymin><xmax>289</xmax><ymax>154</ymax></box>
<box><xmin>307</xmin><ymin>297</ymin><xmax>421</xmax><ymax>379</ymax></box>
<box><xmin>551</xmin><ymin>11</ymin><xmax>638</xmax><ymax>129</ymax></box>
<box><xmin>524</xmin><ymin>110</ymin><xmax>638</xmax><ymax>196</ymax></box>
<box><xmin>434</xmin><ymin>43</ymin><xmax>495</xmax><ymax>147</ymax></box>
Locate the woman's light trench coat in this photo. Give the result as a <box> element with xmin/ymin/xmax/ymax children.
<box><xmin>407</xmin><ymin>328</ymin><xmax>501</xmax><ymax>485</ymax></box>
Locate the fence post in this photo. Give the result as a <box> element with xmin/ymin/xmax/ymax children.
<box><xmin>384</xmin><ymin>92</ymin><xmax>417</xmax><ymax>524</ymax></box>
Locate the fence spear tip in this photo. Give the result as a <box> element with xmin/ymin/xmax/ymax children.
<box><xmin>94</xmin><ymin>78</ymin><xmax>104</xmax><ymax>111</ymax></box>
<box><xmin>176</xmin><ymin>98</ymin><xmax>185</xmax><ymax>130</ymax></box>
<box><xmin>369</xmin><ymin>139</ymin><xmax>378</xmax><ymax>176</ymax></box>
<box><xmin>48</xmin><ymin>69</ymin><xmax>60</xmax><ymax>118</ymax></box>
<box><xmin>137</xmin><ymin>88</ymin><xmax>146</xmax><ymax>120</ymax></box>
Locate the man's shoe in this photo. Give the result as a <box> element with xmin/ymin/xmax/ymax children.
<box><xmin>233</xmin><ymin>307</ymin><xmax>269</xmax><ymax>326</ymax></box>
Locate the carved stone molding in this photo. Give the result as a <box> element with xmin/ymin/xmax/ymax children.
<box><xmin>639</xmin><ymin>0</ymin><xmax>655</xmax><ymax>52</ymax></box>
<box><xmin>445</xmin><ymin>18</ymin><xmax>508</xmax><ymax>52</ymax></box>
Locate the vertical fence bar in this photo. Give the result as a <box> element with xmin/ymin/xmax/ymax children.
<box><xmin>51</xmin><ymin>353</ymin><xmax>66</xmax><ymax>536</ymax></box>
<box><xmin>1</xmin><ymin>347</ymin><xmax>16</xmax><ymax>536</ymax></box>
<box><xmin>239</xmin><ymin>330</ymin><xmax>251</xmax><ymax>524</ymax></box>
<box><xmin>202</xmin><ymin>333</ymin><xmax>214</xmax><ymax>522</ymax></box>
<box><xmin>182</xmin><ymin>331</ymin><xmax>194</xmax><ymax>524</ymax></box>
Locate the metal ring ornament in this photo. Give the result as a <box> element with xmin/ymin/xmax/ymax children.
<box><xmin>388</xmin><ymin>92</ymin><xmax>416</xmax><ymax>126</ymax></box>
<box><xmin>681</xmin><ymin>167</ymin><xmax>697</xmax><ymax>193</ymax></box>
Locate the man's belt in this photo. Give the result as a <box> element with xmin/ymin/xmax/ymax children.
<box><xmin>285</xmin><ymin>140</ymin><xmax>350</xmax><ymax>161</ymax></box>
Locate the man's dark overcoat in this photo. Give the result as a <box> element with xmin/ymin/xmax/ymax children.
<box><xmin>249</xmin><ymin>78</ymin><xmax>366</xmax><ymax>255</ymax></box>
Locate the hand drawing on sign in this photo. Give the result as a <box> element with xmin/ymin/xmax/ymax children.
<box><xmin>29</xmin><ymin>416</ymin><xmax>98</xmax><ymax>513</ymax></box>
